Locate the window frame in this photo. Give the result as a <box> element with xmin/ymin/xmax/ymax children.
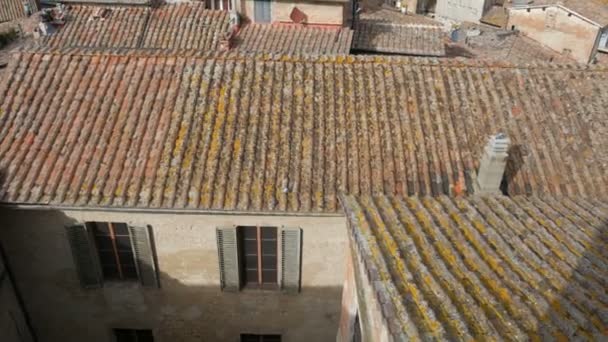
<box><xmin>89</xmin><ymin>222</ymin><xmax>139</xmax><ymax>282</ymax></box>
<box><xmin>237</xmin><ymin>225</ymin><xmax>279</xmax><ymax>290</ymax></box>
<box><xmin>240</xmin><ymin>333</ymin><xmax>282</xmax><ymax>342</ymax></box>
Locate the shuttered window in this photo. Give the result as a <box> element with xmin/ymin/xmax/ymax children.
<box><xmin>91</xmin><ymin>222</ymin><xmax>138</xmax><ymax>281</ymax></box>
<box><xmin>240</xmin><ymin>226</ymin><xmax>277</xmax><ymax>288</ymax></box>
<box><xmin>66</xmin><ymin>223</ymin><xmax>159</xmax><ymax>288</ymax></box>
<box><xmin>216</xmin><ymin>226</ymin><xmax>301</xmax><ymax>292</ymax></box>
<box><xmin>240</xmin><ymin>334</ymin><xmax>281</xmax><ymax>342</ymax></box>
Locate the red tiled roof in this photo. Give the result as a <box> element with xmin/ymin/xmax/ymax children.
<box><xmin>0</xmin><ymin>51</ymin><xmax>607</xmax><ymax>212</ymax></box>
<box><xmin>0</xmin><ymin>0</ymin><xmax>38</xmax><ymax>23</ymax></box>
<box><xmin>352</xmin><ymin>20</ymin><xmax>445</xmax><ymax>56</ymax></box>
<box><xmin>42</xmin><ymin>4</ymin><xmax>231</xmax><ymax>51</ymax></box>
<box><xmin>141</xmin><ymin>4</ymin><xmax>230</xmax><ymax>51</ymax></box>
<box><xmin>343</xmin><ymin>194</ymin><xmax>608</xmax><ymax>340</ymax></box>
<box><xmin>44</xmin><ymin>6</ymin><xmax>150</xmax><ymax>49</ymax></box>
<box><xmin>234</xmin><ymin>24</ymin><xmax>353</xmax><ymax>55</ymax></box>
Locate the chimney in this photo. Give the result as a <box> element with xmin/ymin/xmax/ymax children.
<box><xmin>475</xmin><ymin>133</ymin><xmax>510</xmax><ymax>195</ymax></box>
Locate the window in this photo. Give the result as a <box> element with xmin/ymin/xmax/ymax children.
<box><xmin>114</xmin><ymin>329</ymin><xmax>154</xmax><ymax>342</ymax></box>
<box><xmin>90</xmin><ymin>222</ymin><xmax>138</xmax><ymax>281</ymax></box>
<box><xmin>65</xmin><ymin>223</ymin><xmax>159</xmax><ymax>288</ymax></box>
<box><xmin>241</xmin><ymin>334</ymin><xmax>281</xmax><ymax>342</ymax></box>
<box><xmin>240</xmin><ymin>226</ymin><xmax>278</xmax><ymax>288</ymax></box>
<box><xmin>216</xmin><ymin>226</ymin><xmax>301</xmax><ymax>293</ymax></box>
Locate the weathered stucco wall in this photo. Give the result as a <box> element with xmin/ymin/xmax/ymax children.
<box><xmin>0</xmin><ymin>208</ymin><xmax>347</xmax><ymax>342</ymax></box>
<box><xmin>507</xmin><ymin>6</ymin><xmax>601</xmax><ymax>63</ymax></box>
<box><xmin>0</xmin><ymin>251</ymin><xmax>34</xmax><ymax>342</ymax></box>
<box><xmin>242</xmin><ymin>0</ymin><xmax>346</xmax><ymax>25</ymax></box>
<box><xmin>338</xmin><ymin>233</ymin><xmax>391</xmax><ymax>342</ymax></box>
<box><xmin>434</xmin><ymin>0</ymin><xmax>487</xmax><ymax>23</ymax></box>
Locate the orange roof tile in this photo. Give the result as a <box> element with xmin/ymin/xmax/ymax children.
<box><xmin>342</xmin><ymin>194</ymin><xmax>608</xmax><ymax>340</ymax></box>
<box><xmin>0</xmin><ymin>0</ymin><xmax>37</xmax><ymax>23</ymax></box>
<box><xmin>0</xmin><ymin>51</ymin><xmax>607</xmax><ymax>212</ymax></box>
<box><xmin>234</xmin><ymin>24</ymin><xmax>353</xmax><ymax>55</ymax></box>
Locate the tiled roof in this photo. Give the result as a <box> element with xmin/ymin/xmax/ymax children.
<box><xmin>0</xmin><ymin>51</ymin><xmax>607</xmax><ymax>212</ymax></box>
<box><xmin>233</xmin><ymin>24</ymin><xmax>353</xmax><ymax>55</ymax></box>
<box><xmin>59</xmin><ymin>0</ymin><xmax>150</xmax><ymax>4</ymax></box>
<box><xmin>140</xmin><ymin>4</ymin><xmax>230</xmax><ymax>51</ymax></box>
<box><xmin>42</xmin><ymin>4</ymin><xmax>230</xmax><ymax>51</ymax></box>
<box><xmin>515</xmin><ymin>0</ymin><xmax>608</xmax><ymax>26</ymax></box>
<box><xmin>358</xmin><ymin>8</ymin><xmax>442</xmax><ymax>26</ymax></box>
<box><xmin>342</xmin><ymin>194</ymin><xmax>608</xmax><ymax>340</ymax></box>
<box><xmin>352</xmin><ymin>20</ymin><xmax>445</xmax><ymax>56</ymax></box>
<box><xmin>0</xmin><ymin>0</ymin><xmax>38</xmax><ymax>23</ymax></box>
<box><xmin>43</xmin><ymin>6</ymin><xmax>150</xmax><ymax>49</ymax></box>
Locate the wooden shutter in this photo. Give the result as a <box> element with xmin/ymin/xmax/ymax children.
<box><xmin>216</xmin><ymin>226</ymin><xmax>240</xmax><ymax>291</ymax></box>
<box><xmin>281</xmin><ymin>227</ymin><xmax>302</xmax><ymax>293</ymax></box>
<box><xmin>65</xmin><ymin>224</ymin><xmax>102</xmax><ymax>288</ymax></box>
<box><xmin>128</xmin><ymin>225</ymin><xmax>159</xmax><ymax>288</ymax></box>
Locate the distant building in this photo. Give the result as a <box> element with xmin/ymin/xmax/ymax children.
<box><xmin>412</xmin><ymin>0</ymin><xmax>496</xmax><ymax>23</ymax></box>
<box><xmin>506</xmin><ymin>1</ymin><xmax>608</xmax><ymax>63</ymax></box>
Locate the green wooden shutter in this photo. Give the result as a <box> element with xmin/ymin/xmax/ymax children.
<box><xmin>281</xmin><ymin>227</ymin><xmax>302</xmax><ymax>294</ymax></box>
<box><xmin>216</xmin><ymin>226</ymin><xmax>240</xmax><ymax>292</ymax></box>
<box><xmin>128</xmin><ymin>225</ymin><xmax>159</xmax><ymax>288</ymax></box>
<box><xmin>65</xmin><ymin>224</ymin><xmax>102</xmax><ymax>288</ymax></box>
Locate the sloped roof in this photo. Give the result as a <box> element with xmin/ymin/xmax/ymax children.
<box><xmin>43</xmin><ymin>4</ymin><xmax>230</xmax><ymax>51</ymax></box>
<box><xmin>233</xmin><ymin>24</ymin><xmax>353</xmax><ymax>55</ymax></box>
<box><xmin>43</xmin><ymin>6</ymin><xmax>151</xmax><ymax>49</ymax></box>
<box><xmin>352</xmin><ymin>20</ymin><xmax>445</xmax><ymax>56</ymax></box>
<box><xmin>513</xmin><ymin>0</ymin><xmax>608</xmax><ymax>26</ymax></box>
<box><xmin>342</xmin><ymin>194</ymin><xmax>608</xmax><ymax>340</ymax></box>
<box><xmin>140</xmin><ymin>3</ymin><xmax>230</xmax><ymax>51</ymax></box>
<box><xmin>0</xmin><ymin>51</ymin><xmax>607</xmax><ymax>212</ymax></box>
<box><xmin>0</xmin><ymin>0</ymin><xmax>38</xmax><ymax>23</ymax></box>
<box><xmin>353</xmin><ymin>8</ymin><xmax>445</xmax><ymax>56</ymax></box>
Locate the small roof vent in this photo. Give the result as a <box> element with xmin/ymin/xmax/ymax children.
<box><xmin>475</xmin><ymin>133</ymin><xmax>511</xmax><ymax>195</ymax></box>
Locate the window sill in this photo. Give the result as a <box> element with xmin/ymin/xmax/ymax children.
<box><xmin>240</xmin><ymin>283</ymin><xmax>280</xmax><ymax>293</ymax></box>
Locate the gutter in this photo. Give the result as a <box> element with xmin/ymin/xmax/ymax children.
<box><xmin>0</xmin><ymin>202</ymin><xmax>345</xmax><ymax>218</ymax></box>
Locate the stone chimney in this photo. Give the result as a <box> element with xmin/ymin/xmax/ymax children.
<box><xmin>475</xmin><ymin>133</ymin><xmax>510</xmax><ymax>195</ymax></box>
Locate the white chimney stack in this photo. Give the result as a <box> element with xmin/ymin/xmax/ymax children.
<box><xmin>475</xmin><ymin>133</ymin><xmax>510</xmax><ymax>195</ymax></box>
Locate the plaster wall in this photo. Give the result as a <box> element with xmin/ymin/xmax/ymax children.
<box><xmin>242</xmin><ymin>0</ymin><xmax>346</xmax><ymax>25</ymax></box>
<box><xmin>434</xmin><ymin>0</ymin><xmax>488</xmax><ymax>23</ymax></box>
<box><xmin>0</xmin><ymin>207</ymin><xmax>347</xmax><ymax>342</ymax></box>
<box><xmin>507</xmin><ymin>6</ymin><xmax>601</xmax><ymax>63</ymax></box>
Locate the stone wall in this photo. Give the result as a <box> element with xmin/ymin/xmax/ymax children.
<box><xmin>507</xmin><ymin>6</ymin><xmax>601</xmax><ymax>63</ymax></box>
<box><xmin>0</xmin><ymin>207</ymin><xmax>347</xmax><ymax>342</ymax></box>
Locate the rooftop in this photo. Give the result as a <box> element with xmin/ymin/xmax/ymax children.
<box><xmin>41</xmin><ymin>4</ymin><xmax>352</xmax><ymax>55</ymax></box>
<box><xmin>42</xmin><ymin>4</ymin><xmax>230</xmax><ymax>51</ymax></box>
<box><xmin>512</xmin><ymin>0</ymin><xmax>608</xmax><ymax>26</ymax></box>
<box><xmin>0</xmin><ymin>51</ymin><xmax>607</xmax><ymax>212</ymax></box>
<box><xmin>352</xmin><ymin>6</ymin><xmax>445</xmax><ymax>56</ymax></box>
<box><xmin>233</xmin><ymin>24</ymin><xmax>353</xmax><ymax>55</ymax></box>
<box><xmin>342</xmin><ymin>193</ymin><xmax>608</xmax><ymax>340</ymax></box>
<box><xmin>0</xmin><ymin>0</ymin><xmax>38</xmax><ymax>23</ymax></box>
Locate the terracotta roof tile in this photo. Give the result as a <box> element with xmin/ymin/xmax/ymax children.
<box><xmin>352</xmin><ymin>20</ymin><xmax>445</xmax><ymax>56</ymax></box>
<box><xmin>141</xmin><ymin>4</ymin><xmax>230</xmax><ymax>51</ymax></box>
<box><xmin>234</xmin><ymin>24</ymin><xmax>353</xmax><ymax>55</ymax></box>
<box><xmin>0</xmin><ymin>51</ymin><xmax>607</xmax><ymax>212</ymax></box>
<box><xmin>342</xmin><ymin>194</ymin><xmax>608</xmax><ymax>340</ymax></box>
<box><xmin>0</xmin><ymin>0</ymin><xmax>37</xmax><ymax>23</ymax></box>
<box><xmin>44</xmin><ymin>6</ymin><xmax>150</xmax><ymax>49</ymax></box>
<box><xmin>42</xmin><ymin>4</ymin><xmax>230</xmax><ymax>51</ymax></box>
